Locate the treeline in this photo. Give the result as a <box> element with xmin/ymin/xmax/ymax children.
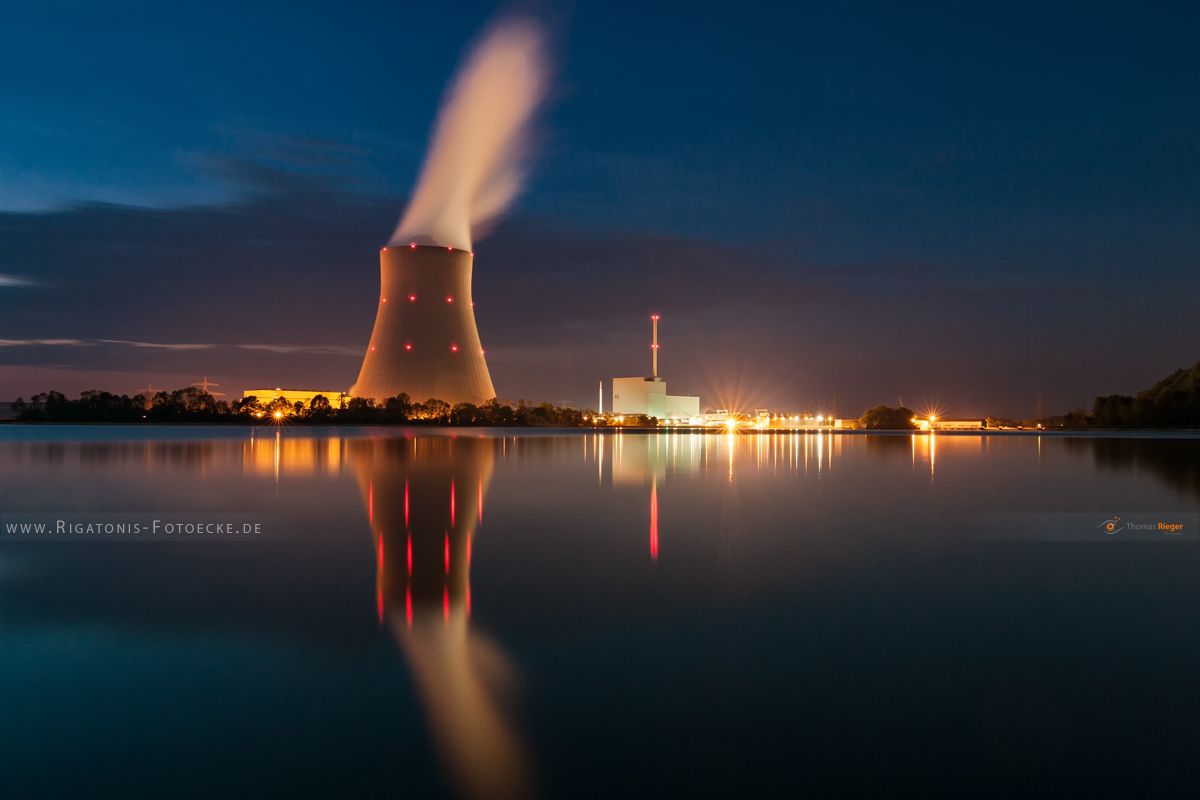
<box><xmin>1091</xmin><ymin>361</ymin><xmax>1200</xmax><ymax>428</ymax></box>
<box><xmin>11</xmin><ymin>388</ymin><xmax>615</xmax><ymax>427</ymax></box>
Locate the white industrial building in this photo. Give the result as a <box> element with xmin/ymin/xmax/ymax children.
<box><xmin>607</xmin><ymin>315</ymin><xmax>700</xmax><ymax>422</ymax></box>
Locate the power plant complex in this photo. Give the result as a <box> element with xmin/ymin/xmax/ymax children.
<box><xmin>607</xmin><ymin>316</ymin><xmax>700</xmax><ymax>422</ymax></box>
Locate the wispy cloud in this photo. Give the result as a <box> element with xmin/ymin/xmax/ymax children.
<box><xmin>0</xmin><ymin>338</ymin><xmax>88</xmax><ymax>347</ymax></box>
<box><xmin>0</xmin><ymin>337</ymin><xmax>359</xmax><ymax>356</ymax></box>
<box><xmin>0</xmin><ymin>273</ymin><xmax>35</xmax><ymax>288</ymax></box>
<box><xmin>237</xmin><ymin>343</ymin><xmax>361</xmax><ymax>356</ymax></box>
<box><xmin>99</xmin><ymin>339</ymin><xmax>215</xmax><ymax>351</ymax></box>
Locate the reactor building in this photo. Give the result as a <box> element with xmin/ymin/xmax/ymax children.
<box><xmin>350</xmin><ymin>243</ymin><xmax>496</xmax><ymax>405</ymax></box>
<box><xmin>609</xmin><ymin>315</ymin><xmax>700</xmax><ymax>421</ymax></box>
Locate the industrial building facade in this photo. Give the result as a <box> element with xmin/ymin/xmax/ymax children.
<box><xmin>609</xmin><ymin>316</ymin><xmax>700</xmax><ymax>421</ymax></box>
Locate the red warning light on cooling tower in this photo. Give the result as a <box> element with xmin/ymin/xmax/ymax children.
<box><xmin>450</xmin><ymin>344</ymin><xmax>459</xmax><ymax>353</ymax></box>
<box><xmin>404</xmin><ymin>343</ymin><xmax>413</xmax><ymax>351</ymax></box>
<box><xmin>446</xmin><ymin>296</ymin><xmax>454</xmax><ymax>303</ymax></box>
<box><xmin>408</xmin><ymin>293</ymin><xmax>417</xmax><ymax>302</ymax></box>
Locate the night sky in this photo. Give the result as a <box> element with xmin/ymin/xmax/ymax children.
<box><xmin>1</xmin><ymin>1</ymin><xmax>1196</xmax><ymax>417</ymax></box>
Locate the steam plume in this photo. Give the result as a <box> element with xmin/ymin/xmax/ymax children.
<box><xmin>390</xmin><ymin>18</ymin><xmax>548</xmax><ymax>251</ymax></box>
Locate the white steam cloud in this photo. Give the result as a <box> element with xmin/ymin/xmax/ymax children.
<box><xmin>390</xmin><ymin>18</ymin><xmax>548</xmax><ymax>251</ymax></box>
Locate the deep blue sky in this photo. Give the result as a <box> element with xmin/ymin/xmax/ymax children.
<box><xmin>1</xmin><ymin>1</ymin><xmax>1197</xmax><ymax>416</ymax></box>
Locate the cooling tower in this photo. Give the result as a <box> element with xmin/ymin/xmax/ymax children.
<box><xmin>352</xmin><ymin>244</ymin><xmax>496</xmax><ymax>404</ymax></box>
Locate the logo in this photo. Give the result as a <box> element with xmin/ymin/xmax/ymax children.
<box><xmin>1096</xmin><ymin>514</ymin><xmax>1187</xmax><ymax>537</ymax></box>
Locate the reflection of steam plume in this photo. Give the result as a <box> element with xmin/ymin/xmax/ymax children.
<box><xmin>390</xmin><ymin>18</ymin><xmax>548</xmax><ymax>251</ymax></box>
<box><xmin>350</xmin><ymin>436</ymin><xmax>532</xmax><ymax>800</ymax></box>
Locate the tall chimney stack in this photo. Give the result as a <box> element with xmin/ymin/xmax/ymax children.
<box><xmin>651</xmin><ymin>314</ymin><xmax>660</xmax><ymax>379</ymax></box>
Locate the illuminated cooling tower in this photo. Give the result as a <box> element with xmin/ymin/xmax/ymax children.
<box><xmin>352</xmin><ymin>244</ymin><xmax>495</xmax><ymax>404</ymax></box>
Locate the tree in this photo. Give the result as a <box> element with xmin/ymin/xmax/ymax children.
<box><xmin>383</xmin><ymin>393</ymin><xmax>412</xmax><ymax>422</ymax></box>
<box><xmin>415</xmin><ymin>398</ymin><xmax>451</xmax><ymax>423</ymax></box>
<box><xmin>307</xmin><ymin>394</ymin><xmax>333</xmax><ymax>422</ymax></box>
<box><xmin>859</xmin><ymin>405</ymin><xmax>918</xmax><ymax>430</ymax></box>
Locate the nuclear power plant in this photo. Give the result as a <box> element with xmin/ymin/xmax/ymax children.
<box><xmin>240</xmin><ymin>19</ymin><xmax>550</xmax><ymax>409</ymax></box>
<box><xmin>609</xmin><ymin>315</ymin><xmax>701</xmax><ymax>421</ymax></box>
<box><xmin>350</xmin><ymin>244</ymin><xmax>495</xmax><ymax>405</ymax></box>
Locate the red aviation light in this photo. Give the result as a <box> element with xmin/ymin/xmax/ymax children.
<box><xmin>445</xmin><ymin>295</ymin><xmax>454</xmax><ymax>303</ymax></box>
<box><xmin>407</xmin><ymin>293</ymin><xmax>417</xmax><ymax>302</ymax></box>
<box><xmin>381</xmin><ymin>297</ymin><xmax>388</xmax><ymax>303</ymax></box>
<box><xmin>450</xmin><ymin>344</ymin><xmax>459</xmax><ymax>353</ymax></box>
<box><xmin>409</xmin><ymin>242</ymin><xmax>417</xmax><ymax>249</ymax></box>
<box><xmin>370</xmin><ymin>346</ymin><xmax>376</xmax><ymax>351</ymax></box>
<box><xmin>404</xmin><ymin>343</ymin><xmax>413</xmax><ymax>351</ymax></box>
<box><xmin>447</xmin><ymin>246</ymin><xmax>453</xmax><ymax>252</ymax></box>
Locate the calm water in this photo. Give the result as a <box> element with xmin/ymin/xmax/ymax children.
<box><xmin>1</xmin><ymin>427</ymin><xmax>1198</xmax><ymax>797</ymax></box>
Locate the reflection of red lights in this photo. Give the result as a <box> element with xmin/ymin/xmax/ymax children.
<box><xmin>404</xmin><ymin>480</ymin><xmax>409</xmax><ymax>527</ymax></box>
<box><xmin>466</xmin><ymin>585</ymin><xmax>471</xmax><ymax>618</ymax></box>
<box><xmin>477</xmin><ymin>479</ymin><xmax>483</xmax><ymax>523</ymax></box>
<box><xmin>406</xmin><ymin>534</ymin><xmax>413</xmax><ymax>576</ymax></box>
<box><xmin>444</xmin><ymin>532</ymin><xmax>450</xmax><ymax>574</ymax></box>
<box><xmin>443</xmin><ymin>587</ymin><xmax>450</xmax><ymax>622</ymax></box>
<box><xmin>450</xmin><ymin>480</ymin><xmax>456</xmax><ymax>526</ymax></box>
<box><xmin>650</xmin><ymin>481</ymin><xmax>659</xmax><ymax>561</ymax></box>
<box><xmin>368</xmin><ymin>481</ymin><xmax>374</xmax><ymax>524</ymax></box>
<box><xmin>376</xmin><ymin>535</ymin><xmax>384</xmax><ymax>624</ymax></box>
<box><xmin>406</xmin><ymin>587</ymin><xmax>413</xmax><ymax>627</ymax></box>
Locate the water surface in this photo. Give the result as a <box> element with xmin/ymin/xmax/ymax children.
<box><xmin>1</xmin><ymin>427</ymin><xmax>1197</xmax><ymax>797</ymax></box>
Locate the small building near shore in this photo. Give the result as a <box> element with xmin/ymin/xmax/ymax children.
<box><xmin>243</xmin><ymin>388</ymin><xmax>350</xmax><ymax>407</ymax></box>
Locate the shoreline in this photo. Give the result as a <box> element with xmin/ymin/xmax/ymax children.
<box><xmin>1</xmin><ymin>422</ymin><xmax>1198</xmax><ymax>439</ymax></box>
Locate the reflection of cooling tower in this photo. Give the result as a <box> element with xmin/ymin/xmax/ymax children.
<box><xmin>350</xmin><ymin>436</ymin><xmax>532</xmax><ymax>800</ymax></box>
<box><xmin>352</xmin><ymin>245</ymin><xmax>496</xmax><ymax>404</ymax></box>
<box><xmin>351</xmin><ymin>436</ymin><xmax>495</xmax><ymax>620</ymax></box>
